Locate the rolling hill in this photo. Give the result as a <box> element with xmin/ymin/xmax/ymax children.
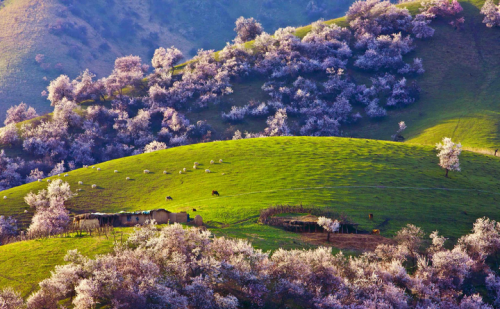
<box><xmin>2</xmin><ymin>136</ymin><xmax>499</xmax><ymax>239</ymax></box>
<box><xmin>1</xmin><ymin>136</ymin><xmax>500</xmax><ymax>296</ymax></box>
<box><xmin>0</xmin><ymin>0</ymin><xmax>354</xmax><ymax>121</ymax></box>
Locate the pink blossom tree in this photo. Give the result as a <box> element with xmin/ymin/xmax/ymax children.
<box><xmin>47</xmin><ymin>75</ymin><xmax>74</xmax><ymax>106</ymax></box>
<box><xmin>0</xmin><ymin>288</ymin><xmax>23</xmax><ymax>309</ymax></box>
<box><xmin>0</xmin><ymin>216</ymin><xmax>17</xmax><ymax>244</ymax></box>
<box><xmin>234</xmin><ymin>17</ymin><xmax>264</xmax><ymax>44</ymax></box>
<box><xmin>0</xmin><ymin>124</ymin><xmax>19</xmax><ymax>145</ymax></box>
<box><xmin>26</xmin><ymin>179</ymin><xmax>73</xmax><ymax>236</ymax></box>
<box><xmin>4</xmin><ymin>103</ymin><xmax>38</xmax><ymax>125</ymax></box>
<box><xmin>25</xmin><ymin>168</ymin><xmax>45</xmax><ymax>183</ymax></box>
<box><xmin>481</xmin><ymin>0</ymin><xmax>500</xmax><ymax>28</ymax></box>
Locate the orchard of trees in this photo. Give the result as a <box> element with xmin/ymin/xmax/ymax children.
<box><xmin>0</xmin><ymin>0</ymin><xmax>466</xmax><ymax>190</ymax></box>
<box><xmin>1</xmin><ymin>217</ymin><xmax>500</xmax><ymax>308</ymax></box>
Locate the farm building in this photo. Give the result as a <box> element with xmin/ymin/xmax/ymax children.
<box><xmin>73</xmin><ymin>209</ymin><xmax>189</xmax><ymax>228</ymax></box>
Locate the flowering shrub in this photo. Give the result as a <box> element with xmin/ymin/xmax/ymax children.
<box><xmin>25</xmin><ymin>179</ymin><xmax>74</xmax><ymax>236</ymax></box>
<box><xmin>5</xmin><ymin>218</ymin><xmax>499</xmax><ymax>308</ymax></box>
<box><xmin>481</xmin><ymin>0</ymin><xmax>500</xmax><ymax>28</ymax></box>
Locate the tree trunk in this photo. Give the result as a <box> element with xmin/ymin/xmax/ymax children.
<box><xmin>445</xmin><ymin>169</ymin><xmax>449</xmax><ymax>178</ymax></box>
<box><xmin>327</xmin><ymin>232</ymin><xmax>330</xmax><ymax>242</ymax></box>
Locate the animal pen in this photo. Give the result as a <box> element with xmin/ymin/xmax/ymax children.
<box><xmin>259</xmin><ymin>205</ymin><xmax>358</xmax><ymax>234</ymax></box>
<box><xmin>265</xmin><ymin>215</ymin><xmax>359</xmax><ymax>234</ymax></box>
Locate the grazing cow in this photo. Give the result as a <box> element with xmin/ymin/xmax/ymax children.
<box><xmin>368</xmin><ymin>213</ymin><xmax>373</xmax><ymax>220</ymax></box>
<box><xmin>166</xmin><ymin>196</ymin><xmax>173</xmax><ymax>201</ymax></box>
<box><xmin>371</xmin><ymin>229</ymin><xmax>380</xmax><ymax>235</ymax></box>
<box><xmin>212</xmin><ymin>190</ymin><xmax>219</xmax><ymax>196</ymax></box>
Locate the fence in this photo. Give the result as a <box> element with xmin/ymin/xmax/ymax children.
<box><xmin>0</xmin><ymin>224</ymin><xmax>124</xmax><ymax>246</ymax></box>
<box><xmin>258</xmin><ymin>204</ymin><xmax>350</xmax><ymax>225</ymax></box>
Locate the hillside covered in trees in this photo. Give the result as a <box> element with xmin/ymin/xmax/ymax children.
<box><xmin>1</xmin><ymin>0</ymin><xmax>500</xmax><ymax>306</ymax></box>
<box><xmin>0</xmin><ymin>0</ymin><xmax>354</xmax><ymax>119</ymax></box>
<box><xmin>0</xmin><ymin>0</ymin><xmax>475</xmax><ymax>191</ymax></box>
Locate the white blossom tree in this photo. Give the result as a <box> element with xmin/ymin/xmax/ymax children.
<box><xmin>317</xmin><ymin>216</ymin><xmax>340</xmax><ymax>241</ymax></box>
<box><xmin>392</xmin><ymin>121</ymin><xmax>407</xmax><ymax>141</ymax></box>
<box><xmin>436</xmin><ymin>137</ymin><xmax>462</xmax><ymax>177</ymax></box>
<box><xmin>143</xmin><ymin>141</ymin><xmax>167</xmax><ymax>153</ymax></box>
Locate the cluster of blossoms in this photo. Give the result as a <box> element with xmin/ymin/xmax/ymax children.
<box><xmin>0</xmin><ymin>0</ymin><xmax>464</xmax><ymax>190</ymax></box>
<box><xmin>481</xmin><ymin>0</ymin><xmax>500</xmax><ymax>28</ymax></box>
<box><xmin>2</xmin><ymin>217</ymin><xmax>500</xmax><ymax>308</ymax></box>
<box><xmin>23</xmin><ymin>179</ymin><xmax>74</xmax><ymax>236</ymax></box>
<box><xmin>0</xmin><ymin>215</ymin><xmax>17</xmax><ymax>244</ymax></box>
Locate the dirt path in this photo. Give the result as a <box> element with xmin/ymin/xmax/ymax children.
<box><xmin>300</xmin><ymin>233</ymin><xmax>395</xmax><ymax>252</ymax></box>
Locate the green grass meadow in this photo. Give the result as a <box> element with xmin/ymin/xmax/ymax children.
<box><xmin>2</xmin><ymin>136</ymin><xmax>499</xmax><ymax>239</ymax></box>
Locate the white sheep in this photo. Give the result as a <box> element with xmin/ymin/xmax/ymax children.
<box><xmin>163</xmin><ymin>171</ymin><xmax>167</xmax><ymax>174</ymax></box>
<box><xmin>126</xmin><ymin>177</ymin><xmax>130</xmax><ymax>180</ymax></box>
<box><xmin>64</xmin><ymin>173</ymin><xmax>69</xmax><ymax>177</ymax></box>
<box><xmin>92</xmin><ymin>166</ymin><xmax>95</xmax><ymax>169</ymax></box>
<box><xmin>179</xmin><ymin>171</ymin><xmax>182</xmax><ymax>174</ymax></box>
<box><xmin>24</xmin><ymin>210</ymin><xmax>28</xmax><ymax>213</ymax></box>
<box><xmin>97</xmin><ymin>168</ymin><xmax>101</xmax><ymax>171</ymax></box>
<box><xmin>57</xmin><ymin>174</ymin><xmax>61</xmax><ymax>177</ymax></box>
<box><xmin>219</xmin><ymin>159</ymin><xmax>223</xmax><ymax>163</ymax></box>
<box><xmin>205</xmin><ymin>169</ymin><xmax>210</xmax><ymax>173</ymax></box>
<box><xmin>193</xmin><ymin>165</ymin><xmax>197</xmax><ymax>169</ymax></box>
<box><xmin>194</xmin><ymin>162</ymin><xmax>199</xmax><ymax>166</ymax></box>
<box><xmin>114</xmin><ymin>170</ymin><xmax>118</xmax><ymax>173</ymax></box>
<box><xmin>78</xmin><ymin>181</ymin><xmax>83</xmax><ymax>185</ymax></box>
<box><xmin>210</xmin><ymin>160</ymin><xmax>214</xmax><ymax>164</ymax></box>
<box><xmin>91</xmin><ymin>184</ymin><xmax>97</xmax><ymax>189</ymax></box>
<box><xmin>183</xmin><ymin>168</ymin><xmax>187</xmax><ymax>172</ymax></box>
<box><xmin>3</xmin><ymin>196</ymin><xmax>6</xmax><ymax>199</ymax></box>
<box><xmin>83</xmin><ymin>165</ymin><xmax>88</xmax><ymax>168</ymax></box>
<box><xmin>144</xmin><ymin>170</ymin><xmax>150</xmax><ymax>174</ymax></box>
<box><xmin>37</xmin><ymin>179</ymin><xmax>42</xmax><ymax>182</ymax></box>
<box><xmin>222</xmin><ymin>173</ymin><xmax>225</xmax><ymax>175</ymax></box>
<box><xmin>47</xmin><ymin>179</ymin><xmax>51</xmax><ymax>183</ymax></box>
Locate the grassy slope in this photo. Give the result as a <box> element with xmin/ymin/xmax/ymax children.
<box><xmin>0</xmin><ymin>0</ymin><xmax>354</xmax><ymax>122</ymax></box>
<box><xmin>2</xmin><ymin>136</ymin><xmax>500</xmax><ymax>239</ymax></box>
<box><xmin>0</xmin><ymin>235</ymin><xmax>115</xmax><ymax>298</ymax></box>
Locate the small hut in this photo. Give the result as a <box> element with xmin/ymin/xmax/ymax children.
<box><xmin>74</xmin><ymin>209</ymin><xmax>190</xmax><ymax>228</ymax></box>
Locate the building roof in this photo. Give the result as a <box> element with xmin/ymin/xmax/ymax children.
<box><xmin>74</xmin><ymin>209</ymin><xmax>171</xmax><ymax>220</ymax></box>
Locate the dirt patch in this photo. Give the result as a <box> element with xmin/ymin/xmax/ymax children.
<box><xmin>300</xmin><ymin>232</ymin><xmax>396</xmax><ymax>252</ymax></box>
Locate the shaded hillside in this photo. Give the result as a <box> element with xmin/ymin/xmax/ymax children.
<box><xmin>0</xmin><ymin>0</ymin><xmax>354</xmax><ymax>120</ymax></box>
